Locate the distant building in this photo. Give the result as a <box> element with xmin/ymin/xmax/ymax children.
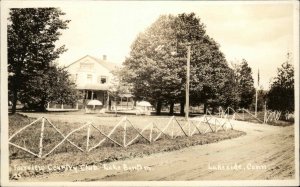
<box><xmin>65</xmin><ymin>55</ymin><xmax>134</xmax><ymax>110</ymax></box>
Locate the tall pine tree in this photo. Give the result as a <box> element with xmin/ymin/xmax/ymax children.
<box><xmin>267</xmin><ymin>53</ymin><xmax>294</xmax><ymax>113</ymax></box>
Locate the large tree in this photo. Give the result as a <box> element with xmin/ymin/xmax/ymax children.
<box><xmin>8</xmin><ymin>8</ymin><xmax>75</xmax><ymax>112</ymax></box>
<box><xmin>20</xmin><ymin>65</ymin><xmax>80</xmax><ymax>110</ymax></box>
<box><xmin>121</xmin><ymin>14</ymin><xmax>181</xmax><ymax>115</ymax></box>
<box><xmin>267</xmin><ymin>53</ymin><xmax>294</xmax><ymax>113</ymax></box>
<box><xmin>121</xmin><ymin>13</ymin><xmax>235</xmax><ymax>115</ymax></box>
<box><xmin>233</xmin><ymin>59</ymin><xmax>255</xmax><ymax>109</ymax></box>
<box><xmin>188</xmin><ymin>36</ymin><xmax>236</xmax><ymax>113</ymax></box>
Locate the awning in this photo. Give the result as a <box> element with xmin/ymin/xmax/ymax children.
<box><xmin>137</xmin><ymin>101</ymin><xmax>152</xmax><ymax>107</ymax></box>
<box><xmin>87</xmin><ymin>99</ymin><xmax>103</xmax><ymax>106</ymax></box>
<box><xmin>76</xmin><ymin>83</ymin><xmax>109</xmax><ymax>91</ymax></box>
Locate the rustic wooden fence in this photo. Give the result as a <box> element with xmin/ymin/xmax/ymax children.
<box><xmin>217</xmin><ymin>106</ymin><xmax>283</xmax><ymax>124</ymax></box>
<box><xmin>264</xmin><ymin>110</ymin><xmax>281</xmax><ymax>123</ymax></box>
<box><xmin>9</xmin><ymin>115</ymin><xmax>233</xmax><ymax>158</ymax></box>
<box><xmin>218</xmin><ymin>107</ymin><xmax>265</xmax><ymax>123</ymax></box>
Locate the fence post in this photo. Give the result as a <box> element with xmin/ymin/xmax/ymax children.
<box><xmin>171</xmin><ymin>119</ymin><xmax>174</xmax><ymax>139</ymax></box>
<box><xmin>38</xmin><ymin>117</ymin><xmax>45</xmax><ymax>158</ymax></box>
<box><xmin>264</xmin><ymin>102</ymin><xmax>267</xmax><ymax>123</ymax></box>
<box><xmin>149</xmin><ymin>122</ymin><xmax>153</xmax><ymax>142</ymax></box>
<box><xmin>123</xmin><ymin>117</ymin><xmax>127</xmax><ymax>147</ymax></box>
<box><xmin>61</xmin><ymin>104</ymin><xmax>64</xmax><ymax>109</ymax></box>
<box><xmin>215</xmin><ymin>118</ymin><xmax>217</xmax><ymax>132</ymax></box>
<box><xmin>242</xmin><ymin>108</ymin><xmax>245</xmax><ymax>120</ymax></box>
<box><xmin>86</xmin><ymin>123</ymin><xmax>90</xmax><ymax>152</ymax></box>
<box><xmin>76</xmin><ymin>103</ymin><xmax>78</xmax><ymax>110</ymax></box>
<box><xmin>188</xmin><ymin>119</ymin><xmax>191</xmax><ymax>136</ymax></box>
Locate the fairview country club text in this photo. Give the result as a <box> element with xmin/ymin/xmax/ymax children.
<box><xmin>12</xmin><ymin>163</ymin><xmax>152</xmax><ymax>173</ymax></box>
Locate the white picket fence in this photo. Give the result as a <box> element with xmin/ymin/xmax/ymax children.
<box><xmin>9</xmin><ymin>115</ymin><xmax>233</xmax><ymax>158</ymax></box>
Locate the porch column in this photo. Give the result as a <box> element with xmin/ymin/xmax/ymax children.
<box><xmin>106</xmin><ymin>91</ymin><xmax>109</xmax><ymax>110</ymax></box>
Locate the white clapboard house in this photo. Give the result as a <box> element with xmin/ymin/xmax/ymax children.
<box><xmin>63</xmin><ymin>55</ymin><xmax>134</xmax><ymax>111</ymax></box>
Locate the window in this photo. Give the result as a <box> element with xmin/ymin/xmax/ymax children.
<box><xmin>87</xmin><ymin>74</ymin><xmax>93</xmax><ymax>82</ymax></box>
<box><xmin>80</xmin><ymin>62</ymin><xmax>94</xmax><ymax>70</ymax></box>
<box><xmin>71</xmin><ymin>74</ymin><xmax>78</xmax><ymax>82</ymax></box>
<box><xmin>100</xmin><ymin>76</ymin><xmax>107</xmax><ymax>84</ymax></box>
<box><xmin>70</xmin><ymin>74</ymin><xmax>76</xmax><ymax>82</ymax></box>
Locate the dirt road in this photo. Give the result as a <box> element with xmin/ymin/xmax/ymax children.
<box><xmin>18</xmin><ymin>116</ymin><xmax>295</xmax><ymax>181</ymax></box>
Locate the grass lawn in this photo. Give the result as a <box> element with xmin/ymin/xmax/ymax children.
<box><xmin>9</xmin><ymin>113</ymin><xmax>245</xmax><ymax>179</ymax></box>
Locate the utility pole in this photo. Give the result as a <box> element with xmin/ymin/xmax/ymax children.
<box><xmin>185</xmin><ymin>45</ymin><xmax>191</xmax><ymax>120</ymax></box>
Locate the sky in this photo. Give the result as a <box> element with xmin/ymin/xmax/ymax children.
<box><xmin>2</xmin><ymin>1</ymin><xmax>299</xmax><ymax>89</ymax></box>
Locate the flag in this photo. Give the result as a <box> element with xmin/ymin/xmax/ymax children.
<box><xmin>257</xmin><ymin>68</ymin><xmax>260</xmax><ymax>87</ymax></box>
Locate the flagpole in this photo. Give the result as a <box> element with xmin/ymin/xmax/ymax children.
<box><xmin>255</xmin><ymin>68</ymin><xmax>259</xmax><ymax>117</ymax></box>
<box><xmin>255</xmin><ymin>89</ymin><xmax>258</xmax><ymax>117</ymax></box>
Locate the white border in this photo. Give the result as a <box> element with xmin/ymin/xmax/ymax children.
<box><xmin>293</xmin><ymin>0</ymin><xmax>300</xmax><ymax>185</ymax></box>
<box><xmin>1</xmin><ymin>1</ymin><xmax>299</xmax><ymax>186</ymax></box>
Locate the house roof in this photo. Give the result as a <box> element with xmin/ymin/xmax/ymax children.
<box><xmin>66</xmin><ymin>55</ymin><xmax>119</xmax><ymax>72</ymax></box>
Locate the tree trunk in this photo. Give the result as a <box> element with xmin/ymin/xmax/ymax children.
<box><xmin>108</xmin><ymin>98</ymin><xmax>112</xmax><ymax>110</ymax></box>
<box><xmin>204</xmin><ymin>103</ymin><xmax>207</xmax><ymax>114</ymax></box>
<box><xmin>180</xmin><ymin>101</ymin><xmax>185</xmax><ymax>116</ymax></box>
<box><xmin>156</xmin><ymin>100</ymin><xmax>162</xmax><ymax>115</ymax></box>
<box><xmin>39</xmin><ymin>99</ymin><xmax>47</xmax><ymax>112</ymax></box>
<box><xmin>212</xmin><ymin>106</ymin><xmax>215</xmax><ymax>115</ymax></box>
<box><xmin>11</xmin><ymin>67</ymin><xmax>21</xmax><ymax>114</ymax></box>
<box><xmin>169</xmin><ymin>101</ymin><xmax>174</xmax><ymax>115</ymax></box>
<box><xmin>11</xmin><ymin>89</ymin><xmax>18</xmax><ymax>114</ymax></box>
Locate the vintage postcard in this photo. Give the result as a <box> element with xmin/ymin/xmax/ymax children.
<box><xmin>1</xmin><ymin>0</ymin><xmax>299</xmax><ymax>186</ymax></box>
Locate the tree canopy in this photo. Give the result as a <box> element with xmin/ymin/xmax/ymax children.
<box><xmin>232</xmin><ymin>59</ymin><xmax>256</xmax><ymax>109</ymax></box>
<box><xmin>120</xmin><ymin>13</ymin><xmax>237</xmax><ymax>114</ymax></box>
<box><xmin>267</xmin><ymin>53</ymin><xmax>294</xmax><ymax>113</ymax></box>
<box><xmin>8</xmin><ymin>8</ymin><xmax>78</xmax><ymax>112</ymax></box>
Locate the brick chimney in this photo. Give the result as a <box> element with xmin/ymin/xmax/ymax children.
<box><xmin>102</xmin><ymin>55</ymin><xmax>107</xmax><ymax>61</ymax></box>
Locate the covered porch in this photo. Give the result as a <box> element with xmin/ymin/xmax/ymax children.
<box><xmin>76</xmin><ymin>83</ymin><xmax>110</xmax><ymax>110</ymax></box>
<box><xmin>110</xmin><ymin>93</ymin><xmax>135</xmax><ymax>111</ymax></box>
